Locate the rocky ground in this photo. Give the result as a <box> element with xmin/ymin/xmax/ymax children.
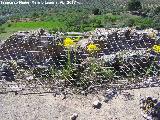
<box><xmin>0</xmin><ymin>87</ymin><xmax>160</xmax><ymax>120</ymax></box>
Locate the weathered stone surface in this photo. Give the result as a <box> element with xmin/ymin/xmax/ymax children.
<box><xmin>0</xmin><ymin>28</ymin><xmax>159</xmax><ymax>78</ymax></box>
<box><xmin>0</xmin><ymin>29</ymin><xmax>66</xmax><ymax>68</ymax></box>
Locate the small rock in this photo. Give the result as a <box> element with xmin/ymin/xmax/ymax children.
<box><xmin>146</xmin><ymin>115</ymin><xmax>152</xmax><ymax>120</ymax></box>
<box><xmin>7</xmin><ymin>82</ymin><xmax>23</xmax><ymax>92</ymax></box>
<box><xmin>81</xmin><ymin>91</ymin><xmax>87</xmax><ymax>96</ymax></box>
<box><xmin>26</xmin><ymin>76</ymin><xmax>34</xmax><ymax>80</ymax></box>
<box><xmin>92</xmin><ymin>100</ymin><xmax>102</xmax><ymax>109</ymax></box>
<box><xmin>152</xmin><ymin>98</ymin><xmax>158</xmax><ymax>104</ymax></box>
<box><xmin>103</xmin><ymin>89</ymin><xmax>117</xmax><ymax>102</ymax></box>
<box><xmin>61</xmin><ymin>91</ymin><xmax>67</xmax><ymax>100</ymax></box>
<box><xmin>103</xmin><ymin>97</ymin><xmax>110</xmax><ymax>103</ymax></box>
<box><xmin>70</xmin><ymin>113</ymin><xmax>78</xmax><ymax>120</ymax></box>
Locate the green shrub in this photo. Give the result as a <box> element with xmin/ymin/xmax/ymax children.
<box><xmin>127</xmin><ymin>0</ymin><xmax>142</xmax><ymax>11</ymax></box>
<box><xmin>100</xmin><ymin>68</ymin><xmax>115</xmax><ymax>79</ymax></box>
<box><xmin>0</xmin><ymin>27</ymin><xmax>6</xmax><ymax>33</ymax></box>
<box><xmin>32</xmin><ymin>12</ymin><xmax>39</xmax><ymax>18</ymax></box>
<box><xmin>126</xmin><ymin>18</ymin><xmax>136</xmax><ymax>27</ymax></box>
<box><xmin>92</xmin><ymin>8</ymin><xmax>101</xmax><ymax>15</ymax></box>
<box><xmin>81</xmin><ymin>27</ymin><xmax>92</xmax><ymax>32</ymax></box>
<box><xmin>137</xmin><ymin>18</ymin><xmax>153</xmax><ymax>29</ymax></box>
<box><xmin>152</xmin><ymin>15</ymin><xmax>160</xmax><ymax>30</ymax></box>
<box><xmin>7</xmin><ymin>23</ymin><xmax>12</xmax><ymax>27</ymax></box>
<box><xmin>154</xmin><ymin>6</ymin><xmax>160</xmax><ymax>15</ymax></box>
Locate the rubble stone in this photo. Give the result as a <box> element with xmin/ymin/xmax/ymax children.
<box><xmin>70</xmin><ymin>113</ymin><xmax>78</xmax><ymax>120</ymax></box>
<box><xmin>92</xmin><ymin>100</ymin><xmax>102</xmax><ymax>109</ymax></box>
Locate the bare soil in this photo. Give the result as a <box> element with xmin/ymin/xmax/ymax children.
<box><xmin>0</xmin><ymin>87</ymin><xmax>160</xmax><ymax>120</ymax></box>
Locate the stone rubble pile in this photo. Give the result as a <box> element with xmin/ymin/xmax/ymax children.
<box><xmin>92</xmin><ymin>28</ymin><xmax>160</xmax><ymax>77</ymax></box>
<box><xmin>85</xmin><ymin>27</ymin><xmax>159</xmax><ymax>55</ymax></box>
<box><xmin>0</xmin><ymin>28</ymin><xmax>159</xmax><ymax>81</ymax></box>
<box><xmin>0</xmin><ymin>29</ymin><xmax>65</xmax><ymax>68</ymax></box>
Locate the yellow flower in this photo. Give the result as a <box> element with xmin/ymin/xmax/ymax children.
<box><xmin>152</xmin><ymin>45</ymin><xmax>160</xmax><ymax>53</ymax></box>
<box><xmin>87</xmin><ymin>43</ymin><xmax>99</xmax><ymax>53</ymax></box>
<box><xmin>63</xmin><ymin>38</ymin><xmax>75</xmax><ymax>47</ymax></box>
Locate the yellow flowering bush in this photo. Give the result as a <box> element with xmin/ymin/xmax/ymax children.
<box><xmin>87</xmin><ymin>43</ymin><xmax>99</xmax><ymax>53</ymax></box>
<box><xmin>63</xmin><ymin>37</ymin><xmax>76</xmax><ymax>71</ymax></box>
<box><xmin>63</xmin><ymin>38</ymin><xmax>75</xmax><ymax>48</ymax></box>
<box><xmin>152</xmin><ymin>45</ymin><xmax>160</xmax><ymax>53</ymax></box>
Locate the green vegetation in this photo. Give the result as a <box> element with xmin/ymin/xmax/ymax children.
<box><xmin>9</xmin><ymin>21</ymin><xmax>65</xmax><ymax>29</ymax></box>
<box><xmin>0</xmin><ymin>0</ymin><xmax>160</xmax><ymax>40</ymax></box>
<box><xmin>127</xmin><ymin>0</ymin><xmax>142</xmax><ymax>11</ymax></box>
